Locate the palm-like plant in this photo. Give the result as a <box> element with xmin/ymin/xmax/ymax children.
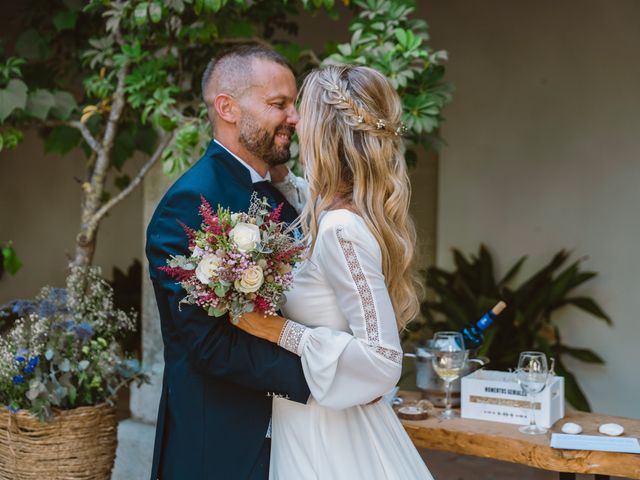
<box><xmin>404</xmin><ymin>245</ymin><xmax>611</xmax><ymax>411</ymax></box>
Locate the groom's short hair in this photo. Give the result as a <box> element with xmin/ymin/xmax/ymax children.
<box><xmin>201</xmin><ymin>45</ymin><xmax>293</xmax><ymax>103</ymax></box>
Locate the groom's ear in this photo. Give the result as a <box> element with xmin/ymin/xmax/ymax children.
<box><xmin>214</xmin><ymin>94</ymin><xmax>239</xmax><ymax>124</ymax></box>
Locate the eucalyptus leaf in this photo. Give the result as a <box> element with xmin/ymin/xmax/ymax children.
<box><xmin>59</xmin><ymin>358</ymin><xmax>71</xmax><ymax>372</ymax></box>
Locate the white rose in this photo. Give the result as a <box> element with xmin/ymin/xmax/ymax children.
<box><xmin>195</xmin><ymin>254</ymin><xmax>222</xmax><ymax>284</ymax></box>
<box><xmin>234</xmin><ymin>265</ymin><xmax>264</xmax><ymax>293</ymax></box>
<box><xmin>229</xmin><ymin>222</ymin><xmax>261</xmax><ymax>252</ymax></box>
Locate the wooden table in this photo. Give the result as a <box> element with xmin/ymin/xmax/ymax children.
<box><xmin>398</xmin><ymin>391</ymin><xmax>640</xmax><ymax>479</ymax></box>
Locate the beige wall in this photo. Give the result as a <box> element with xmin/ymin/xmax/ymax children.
<box><xmin>425</xmin><ymin>0</ymin><xmax>640</xmax><ymax>417</ymax></box>
<box><xmin>0</xmin><ymin>130</ymin><xmax>143</xmax><ymax>302</ymax></box>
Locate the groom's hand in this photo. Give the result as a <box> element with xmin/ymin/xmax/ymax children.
<box><xmin>234</xmin><ymin>311</ymin><xmax>287</xmax><ymax>344</ymax></box>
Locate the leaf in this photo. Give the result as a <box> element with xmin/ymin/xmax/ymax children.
<box><xmin>26</xmin><ymin>89</ymin><xmax>56</xmax><ymax>120</ymax></box>
<box><xmin>209</xmin><ymin>306</ymin><xmax>227</xmax><ymax>317</ymax></box>
<box><xmin>68</xmin><ymin>385</ymin><xmax>77</xmax><ymax>405</ymax></box>
<box><xmin>0</xmin><ymin>79</ymin><xmax>28</xmax><ymax>122</ymax></box>
<box><xmin>555</xmin><ymin>360</ymin><xmax>591</xmax><ymax>411</ymax></box>
<box><xmin>134</xmin><ymin>2</ymin><xmax>149</xmax><ymax>25</ymax></box>
<box><xmin>15</xmin><ymin>29</ymin><xmax>49</xmax><ymax>61</ymax></box>
<box><xmin>500</xmin><ymin>255</ymin><xmax>527</xmax><ymax>285</ymax></box>
<box><xmin>111</xmin><ymin>129</ymin><xmax>136</xmax><ymax>170</ymax></box>
<box><xmin>1</xmin><ymin>243</ymin><xmax>22</xmax><ymax>275</ymax></box>
<box><xmin>50</xmin><ymin>91</ymin><xmax>77</xmax><ymax>120</ymax></box>
<box><xmin>44</xmin><ymin>126</ymin><xmax>81</xmax><ymax>155</ymax></box>
<box><xmin>62</xmin><ymin>0</ymin><xmax>83</xmax><ymax>11</ymax></box>
<box><xmin>59</xmin><ymin>358</ymin><xmax>71</xmax><ymax>372</ymax></box>
<box><xmin>149</xmin><ymin>2</ymin><xmax>163</xmax><ymax>23</ymax></box>
<box><xmin>53</xmin><ymin>10</ymin><xmax>78</xmax><ymax>31</ymax></box>
<box><xmin>45</xmin><ymin>350</ymin><xmax>55</xmax><ymax>360</ymax></box>
<box><xmin>134</xmin><ymin>125</ymin><xmax>158</xmax><ymax>155</ymax></box>
<box><xmin>78</xmin><ymin>360</ymin><xmax>90</xmax><ymax>370</ymax></box>
<box><xmin>114</xmin><ymin>174</ymin><xmax>131</xmax><ymax>190</ymax></box>
<box><xmin>204</xmin><ymin>0</ymin><xmax>222</xmax><ymax>12</ymax></box>
<box><xmin>394</xmin><ymin>28</ymin><xmax>408</xmax><ymax>47</ymax></box>
<box><xmin>214</xmin><ymin>284</ymin><xmax>229</xmax><ymax>297</ymax></box>
<box><xmin>560</xmin><ymin>345</ymin><xmax>605</xmax><ymax>364</ymax></box>
<box><xmin>564</xmin><ymin>297</ymin><xmax>612</xmax><ymax>325</ymax></box>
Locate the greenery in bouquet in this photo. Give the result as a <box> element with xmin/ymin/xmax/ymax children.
<box><xmin>0</xmin><ymin>266</ymin><xmax>147</xmax><ymax>420</ymax></box>
<box><xmin>162</xmin><ymin>193</ymin><xmax>305</xmax><ymax>322</ymax></box>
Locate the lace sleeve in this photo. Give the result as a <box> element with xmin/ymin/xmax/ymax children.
<box><xmin>278</xmin><ymin>217</ymin><xmax>403</xmax><ymax>409</ymax></box>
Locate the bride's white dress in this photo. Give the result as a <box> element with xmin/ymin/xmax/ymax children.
<box><xmin>271</xmin><ymin>209</ymin><xmax>434</xmax><ymax>479</ymax></box>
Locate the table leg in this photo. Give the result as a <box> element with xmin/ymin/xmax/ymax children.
<box><xmin>558</xmin><ymin>474</ymin><xmax>576</xmax><ymax>480</ymax></box>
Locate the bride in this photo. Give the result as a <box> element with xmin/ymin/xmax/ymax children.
<box><xmin>235</xmin><ymin>64</ymin><xmax>434</xmax><ymax>479</ymax></box>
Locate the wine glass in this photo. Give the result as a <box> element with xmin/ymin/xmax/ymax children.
<box><xmin>515</xmin><ymin>351</ymin><xmax>552</xmax><ymax>435</ymax></box>
<box><xmin>431</xmin><ymin>331</ymin><xmax>467</xmax><ymax>419</ymax></box>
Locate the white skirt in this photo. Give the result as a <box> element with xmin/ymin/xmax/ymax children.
<box><xmin>269</xmin><ymin>397</ymin><xmax>434</xmax><ymax>480</ymax></box>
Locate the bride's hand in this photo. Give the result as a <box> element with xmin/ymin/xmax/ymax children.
<box><xmin>269</xmin><ymin>164</ymin><xmax>289</xmax><ymax>183</ymax></box>
<box><xmin>233</xmin><ymin>311</ymin><xmax>287</xmax><ymax>344</ymax></box>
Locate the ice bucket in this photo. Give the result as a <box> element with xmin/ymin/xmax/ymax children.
<box><xmin>404</xmin><ymin>341</ymin><xmax>488</xmax><ymax>407</ymax></box>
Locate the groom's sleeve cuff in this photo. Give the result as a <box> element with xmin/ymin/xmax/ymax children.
<box><xmin>277</xmin><ymin>319</ymin><xmax>311</xmax><ymax>357</ymax></box>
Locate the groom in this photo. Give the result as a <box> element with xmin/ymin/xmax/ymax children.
<box><xmin>145</xmin><ymin>46</ymin><xmax>309</xmax><ymax>479</ymax></box>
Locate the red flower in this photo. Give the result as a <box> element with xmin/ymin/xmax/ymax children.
<box><xmin>158</xmin><ymin>266</ymin><xmax>195</xmax><ymax>282</ymax></box>
<box><xmin>254</xmin><ymin>295</ymin><xmax>272</xmax><ymax>312</ymax></box>
<box><xmin>267</xmin><ymin>203</ymin><xmax>284</xmax><ymax>223</ymax></box>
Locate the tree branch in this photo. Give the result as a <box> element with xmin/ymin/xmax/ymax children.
<box><xmin>87</xmin><ymin>132</ymin><xmax>174</xmax><ymax>231</ymax></box>
<box><xmin>42</xmin><ymin>119</ymin><xmax>103</xmax><ymax>155</ymax></box>
<box><xmin>69</xmin><ymin>120</ymin><xmax>103</xmax><ymax>155</ymax></box>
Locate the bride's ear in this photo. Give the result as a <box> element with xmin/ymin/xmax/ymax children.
<box><xmin>214</xmin><ymin>94</ymin><xmax>239</xmax><ymax>124</ymax></box>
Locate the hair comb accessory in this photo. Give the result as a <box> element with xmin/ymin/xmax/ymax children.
<box><xmin>395</xmin><ymin>123</ymin><xmax>407</xmax><ymax>136</ymax></box>
<box><xmin>376</xmin><ymin>119</ymin><xmax>386</xmax><ymax>129</ymax></box>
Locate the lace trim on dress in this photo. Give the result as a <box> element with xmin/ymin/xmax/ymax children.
<box><xmin>336</xmin><ymin>226</ymin><xmax>402</xmax><ymax>366</ymax></box>
<box><xmin>375</xmin><ymin>346</ymin><xmax>403</xmax><ymax>365</ymax></box>
<box><xmin>278</xmin><ymin>319</ymin><xmax>307</xmax><ymax>356</ymax></box>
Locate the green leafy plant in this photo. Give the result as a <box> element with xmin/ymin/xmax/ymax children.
<box><xmin>0</xmin><ymin>0</ymin><xmax>451</xmax><ymax>270</ymax></box>
<box><xmin>405</xmin><ymin>245</ymin><xmax>611</xmax><ymax>411</ymax></box>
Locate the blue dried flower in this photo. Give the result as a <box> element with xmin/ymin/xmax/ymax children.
<box><xmin>6</xmin><ymin>405</ymin><xmax>18</xmax><ymax>414</ymax></box>
<box><xmin>28</xmin><ymin>356</ymin><xmax>39</xmax><ymax>367</ymax></box>
<box><xmin>6</xmin><ymin>299</ymin><xmax>36</xmax><ymax>316</ymax></box>
<box><xmin>23</xmin><ymin>365</ymin><xmax>34</xmax><ymax>374</ymax></box>
<box><xmin>12</xmin><ymin>374</ymin><xmax>25</xmax><ymax>384</ymax></box>
<box><xmin>15</xmin><ymin>355</ymin><xmax>26</xmax><ymax>364</ymax></box>
<box><xmin>72</xmin><ymin>322</ymin><xmax>95</xmax><ymax>342</ymax></box>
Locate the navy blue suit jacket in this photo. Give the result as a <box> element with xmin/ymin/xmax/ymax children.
<box><xmin>145</xmin><ymin>140</ymin><xmax>310</xmax><ymax>479</ymax></box>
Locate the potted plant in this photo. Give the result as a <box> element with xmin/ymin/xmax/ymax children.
<box><xmin>0</xmin><ymin>265</ymin><xmax>146</xmax><ymax>479</ymax></box>
<box><xmin>403</xmin><ymin>245</ymin><xmax>611</xmax><ymax>411</ymax></box>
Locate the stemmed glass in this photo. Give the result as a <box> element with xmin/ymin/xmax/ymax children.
<box><xmin>515</xmin><ymin>351</ymin><xmax>554</xmax><ymax>435</ymax></box>
<box><xmin>431</xmin><ymin>331</ymin><xmax>467</xmax><ymax>420</ymax></box>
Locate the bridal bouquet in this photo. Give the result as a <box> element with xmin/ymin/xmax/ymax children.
<box><xmin>161</xmin><ymin>193</ymin><xmax>305</xmax><ymax>323</ymax></box>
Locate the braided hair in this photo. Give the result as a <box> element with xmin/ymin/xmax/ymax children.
<box><xmin>297</xmin><ymin>65</ymin><xmax>421</xmax><ymax>330</ymax></box>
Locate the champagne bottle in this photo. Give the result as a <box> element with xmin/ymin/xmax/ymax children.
<box><xmin>462</xmin><ymin>301</ymin><xmax>506</xmax><ymax>349</ymax></box>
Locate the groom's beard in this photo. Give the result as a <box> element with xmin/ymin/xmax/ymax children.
<box><xmin>238</xmin><ymin>116</ymin><xmax>294</xmax><ymax>167</ymax></box>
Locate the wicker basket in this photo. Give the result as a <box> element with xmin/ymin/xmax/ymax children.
<box><xmin>0</xmin><ymin>403</ymin><xmax>117</xmax><ymax>480</ymax></box>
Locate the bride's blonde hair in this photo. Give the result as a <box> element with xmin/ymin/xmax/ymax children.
<box><xmin>297</xmin><ymin>64</ymin><xmax>422</xmax><ymax>330</ymax></box>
